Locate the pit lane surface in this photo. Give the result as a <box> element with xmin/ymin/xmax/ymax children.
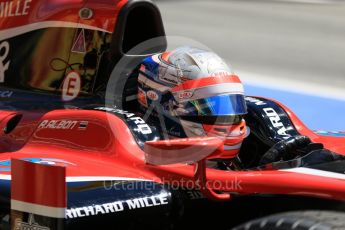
<box><xmin>155</xmin><ymin>0</ymin><xmax>345</xmax><ymax>131</ymax></box>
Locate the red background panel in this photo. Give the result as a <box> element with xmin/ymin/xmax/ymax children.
<box><xmin>11</xmin><ymin>158</ymin><xmax>66</xmax><ymax>208</ymax></box>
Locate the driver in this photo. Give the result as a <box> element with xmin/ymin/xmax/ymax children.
<box><xmin>135</xmin><ymin>46</ymin><xmax>342</xmax><ymax>168</ymax></box>
<box><xmin>137</xmin><ymin>47</ymin><xmax>248</xmax><ymax>159</ymax></box>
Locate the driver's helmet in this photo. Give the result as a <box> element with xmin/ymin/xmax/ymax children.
<box><xmin>137</xmin><ymin>47</ymin><xmax>248</xmax><ymax>158</ymax></box>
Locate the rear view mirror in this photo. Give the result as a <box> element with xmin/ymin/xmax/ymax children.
<box><xmin>144</xmin><ymin>137</ymin><xmax>224</xmax><ymax>165</ymax></box>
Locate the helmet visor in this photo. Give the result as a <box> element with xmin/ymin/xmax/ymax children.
<box><xmin>179</xmin><ymin>94</ymin><xmax>247</xmax><ymax>117</ymax></box>
<box><xmin>180</xmin><ymin>115</ymin><xmax>243</xmax><ymax>125</ymax></box>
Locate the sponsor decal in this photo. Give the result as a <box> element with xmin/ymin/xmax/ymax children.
<box><xmin>0</xmin><ymin>159</ymin><xmax>10</xmax><ymax>171</ymax></box>
<box><xmin>78</xmin><ymin>121</ymin><xmax>89</xmax><ymax>130</ymax></box>
<box><xmin>62</xmin><ymin>71</ymin><xmax>81</xmax><ymax>102</ymax></box>
<box><xmin>168</xmin><ymin>128</ymin><xmax>182</xmax><ymax>137</ymax></box>
<box><xmin>180</xmin><ymin>76</ymin><xmax>191</xmax><ymax>82</ymax></box>
<box><xmin>186</xmin><ymin>190</ymin><xmax>204</xmax><ymax>200</ymax></box>
<box><xmin>160</xmin><ymin>74</ymin><xmax>179</xmax><ymax>84</ymax></box>
<box><xmin>147</xmin><ymin>90</ymin><xmax>159</xmax><ymax>101</ymax></box>
<box><xmin>159</xmin><ymin>66</ymin><xmax>179</xmax><ymax>84</ymax></box>
<box><xmin>66</xmin><ymin>194</ymin><xmax>169</xmax><ymax>219</ymax></box>
<box><xmin>245</xmin><ymin>96</ymin><xmax>267</xmax><ymax>106</ymax></box>
<box><xmin>95</xmin><ymin>107</ymin><xmax>152</xmax><ymax>135</ymax></box>
<box><xmin>79</xmin><ymin>8</ymin><xmax>93</xmax><ymax>20</ymax></box>
<box><xmin>0</xmin><ymin>0</ymin><xmax>31</xmax><ymax>18</ymax></box>
<box><xmin>263</xmin><ymin>108</ymin><xmax>289</xmax><ymax>136</ymax></box>
<box><xmin>39</xmin><ymin>120</ymin><xmax>76</xmax><ymax>130</ymax></box>
<box><xmin>0</xmin><ymin>41</ymin><xmax>10</xmax><ymax>83</ymax></box>
<box><xmin>0</xmin><ymin>158</ymin><xmax>74</xmax><ymax>172</ymax></box>
<box><xmin>137</xmin><ymin>87</ymin><xmax>148</xmax><ymax>106</ymax></box>
<box><xmin>38</xmin><ymin>120</ymin><xmax>88</xmax><ymax>130</ymax></box>
<box><xmin>246</xmin><ymin>97</ymin><xmax>291</xmax><ymax>137</ymax></box>
<box><xmin>315</xmin><ymin>130</ymin><xmax>345</xmax><ymax>137</ymax></box>
<box><xmin>211</xmin><ymin>70</ymin><xmax>232</xmax><ymax>77</ymax></box>
<box><xmin>71</xmin><ymin>29</ymin><xmax>86</xmax><ymax>53</ymax></box>
<box><xmin>178</xmin><ymin>90</ymin><xmax>194</xmax><ymax>100</ymax></box>
<box><xmin>0</xmin><ymin>90</ymin><xmax>12</xmax><ymax>97</ymax></box>
<box><xmin>14</xmin><ymin>214</ymin><xmax>50</xmax><ymax>230</ymax></box>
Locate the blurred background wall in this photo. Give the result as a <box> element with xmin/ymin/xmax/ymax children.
<box><xmin>155</xmin><ymin>0</ymin><xmax>345</xmax><ymax>131</ymax></box>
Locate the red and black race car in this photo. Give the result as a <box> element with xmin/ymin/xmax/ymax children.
<box><xmin>1</xmin><ymin>0</ymin><xmax>345</xmax><ymax>229</ymax></box>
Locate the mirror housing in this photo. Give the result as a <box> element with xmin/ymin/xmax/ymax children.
<box><xmin>145</xmin><ymin>137</ymin><xmax>232</xmax><ymax>201</ymax></box>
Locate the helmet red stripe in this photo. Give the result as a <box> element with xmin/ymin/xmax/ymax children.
<box><xmin>171</xmin><ymin>75</ymin><xmax>242</xmax><ymax>92</ymax></box>
<box><xmin>161</xmin><ymin>51</ymin><xmax>172</xmax><ymax>62</ymax></box>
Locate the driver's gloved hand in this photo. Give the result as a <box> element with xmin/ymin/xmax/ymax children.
<box><xmin>259</xmin><ymin>135</ymin><xmax>321</xmax><ymax>165</ymax></box>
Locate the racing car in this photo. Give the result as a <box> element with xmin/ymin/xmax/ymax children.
<box><xmin>1</xmin><ymin>0</ymin><xmax>345</xmax><ymax>229</ymax></box>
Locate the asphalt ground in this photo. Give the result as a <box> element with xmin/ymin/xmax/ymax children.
<box><xmin>155</xmin><ymin>0</ymin><xmax>345</xmax><ymax>130</ymax></box>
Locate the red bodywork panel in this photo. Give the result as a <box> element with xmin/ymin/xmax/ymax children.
<box><xmin>0</xmin><ymin>0</ymin><xmax>127</xmax><ymax>32</ymax></box>
<box><xmin>0</xmin><ymin>105</ymin><xmax>345</xmax><ymax>202</ymax></box>
<box><xmin>275</xmin><ymin>99</ymin><xmax>345</xmax><ymax>154</ymax></box>
<box><xmin>11</xmin><ymin>158</ymin><xmax>66</xmax><ymax>209</ymax></box>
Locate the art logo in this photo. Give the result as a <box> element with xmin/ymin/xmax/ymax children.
<box><xmin>0</xmin><ymin>41</ymin><xmax>10</xmax><ymax>83</ymax></box>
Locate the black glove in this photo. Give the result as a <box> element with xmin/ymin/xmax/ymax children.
<box><xmin>259</xmin><ymin>135</ymin><xmax>322</xmax><ymax>165</ymax></box>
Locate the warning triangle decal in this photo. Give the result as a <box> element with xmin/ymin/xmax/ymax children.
<box><xmin>71</xmin><ymin>29</ymin><xmax>86</xmax><ymax>53</ymax></box>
